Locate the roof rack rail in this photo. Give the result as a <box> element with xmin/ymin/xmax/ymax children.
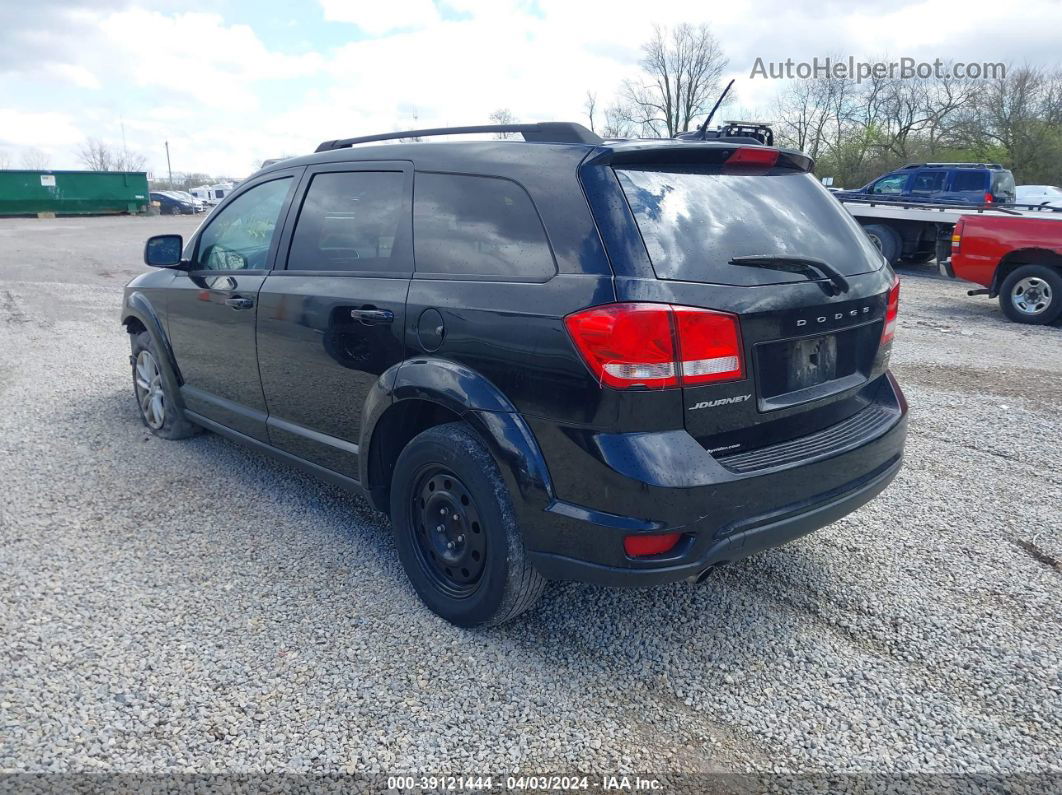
<box><xmin>901</xmin><ymin>162</ymin><xmax>1005</xmax><ymax>169</ymax></box>
<box><xmin>315</xmin><ymin>122</ymin><xmax>602</xmax><ymax>153</ymax></box>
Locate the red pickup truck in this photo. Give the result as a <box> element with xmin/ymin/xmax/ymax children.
<box><xmin>948</xmin><ymin>213</ymin><xmax>1062</xmax><ymax>324</ymax></box>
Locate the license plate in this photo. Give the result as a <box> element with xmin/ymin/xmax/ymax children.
<box><xmin>787</xmin><ymin>334</ymin><xmax>838</xmax><ymax>391</ymax></box>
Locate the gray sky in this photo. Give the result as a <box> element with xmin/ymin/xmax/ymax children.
<box><xmin>1</xmin><ymin>0</ymin><xmax>1059</xmax><ymax>176</ymax></box>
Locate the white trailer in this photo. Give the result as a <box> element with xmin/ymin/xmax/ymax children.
<box><xmin>837</xmin><ymin>197</ymin><xmax>1061</xmax><ymax>266</ymax></box>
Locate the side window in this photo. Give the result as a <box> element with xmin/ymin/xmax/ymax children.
<box><xmin>951</xmin><ymin>171</ymin><xmax>987</xmax><ymax>193</ymax></box>
<box><xmin>869</xmin><ymin>174</ymin><xmax>908</xmax><ymax>195</ymax></box>
<box><xmin>195</xmin><ymin>178</ymin><xmax>291</xmax><ymax>270</ymax></box>
<box><xmin>413</xmin><ymin>172</ymin><xmax>555</xmax><ymax>280</ymax></box>
<box><xmin>910</xmin><ymin>170</ymin><xmax>946</xmax><ymax>194</ymax></box>
<box><xmin>287</xmin><ymin>171</ymin><xmax>407</xmax><ymax>272</ymax></box>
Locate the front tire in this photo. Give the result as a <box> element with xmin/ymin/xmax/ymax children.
<box><xmin>999</xmin><ymin>264</ymin><xmax>1062</xmax><ymax>325</ymax></box>
<box><xmin>131</xmin><ymin>331</ymin><xmax>201</xmax><ymax>439</ymax></box>
<box><xmin>389</xmin><ymin>422</ymin><xmax>545</xmax><ymax>627</ymax></box>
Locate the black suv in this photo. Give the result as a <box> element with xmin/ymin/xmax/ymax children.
<box><xmin>122</xmin><ymin>122</ymin><xmax>907</xmax><ymax>626</ymax></box>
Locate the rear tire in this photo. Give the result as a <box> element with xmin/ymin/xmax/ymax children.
<box><xmin>863</xmin><ymin>224</ymin><xmax>902</xmax><ymax>265</ymax></box>
<box><xmin>131</xmin><ymin>331</ymin><xmax>202</xmax><ymax>439</ymax></box>
<box><xmin>999</xmin><ymin>264</ymin><xmax>1062</xmax><ymax>325</ymax></box>
<box><xmin>389</xmin><ymin>422</ymin><xmax>545</xmax><ymax>627</ymax></box>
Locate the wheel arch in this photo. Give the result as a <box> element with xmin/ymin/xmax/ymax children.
<box><xmin>359</xmin><ymin>358</ymin><xmax>554</xmax><ymax>518</ymax></box>
<box><xmin>121</xmin><ymin>291</ymin><xmax>187</xmax><ymax>413</ymax></box>
<box><xmin>990</xmin><ymin>249</ymin><xmax>1062</xmax><ymax>296</ymax></box>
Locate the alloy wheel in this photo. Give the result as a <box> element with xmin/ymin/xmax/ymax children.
<box><xmin>134</xmin><ymin>350</ymin><xmax>165</xmax><ymax>430</ymax></box>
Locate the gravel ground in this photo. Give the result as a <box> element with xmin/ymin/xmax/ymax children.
<box><xmin>0</xmin><ymin>216</ymin><xmax>1059</xmax><ymax>780</ymax></box>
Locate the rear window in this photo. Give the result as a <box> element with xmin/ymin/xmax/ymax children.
<box><xmin>413</xmin><ymin>172</ymin><xmax>555</xmax><ymax>280</ymax></box>
<box><xmin>991</xmin><ymin>171</ymin><xmax>1016</xmax><ymax>199</ymax></box>
<box><xmin>616</xmin><ymin>167</ymin><xmax>883</xmax><ymax>285</ymax></box>
<box><xmin>951</xmin><ymin>171</ymin><xmax>987</xmax><ymax>193</ymax></box>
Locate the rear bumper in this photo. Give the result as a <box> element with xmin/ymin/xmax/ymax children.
<box><xmin>528</xmin><ymin>451</ymin><xmax>901</xmax><ymax>586</ymax></box>
<box><xmin>522</xmin><ymin>372</ymin><xmax>908</xmax><ymax>586</ymax></box>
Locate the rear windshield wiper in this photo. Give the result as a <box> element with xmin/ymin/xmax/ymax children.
<box><xmin>728</xmin><ymin>255</ymin><xmax>850</xmax><ymax>295</ymax></box>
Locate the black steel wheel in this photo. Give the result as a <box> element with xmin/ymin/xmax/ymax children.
<box><xmin>410</xmin><ymin>466</ymin><xmax>488</xmax><ymax>598</ymax></box>
<box><xmin>389</xmin><ymin>422</ymin><xmax>546</xmax><ymax>626</ymax></box>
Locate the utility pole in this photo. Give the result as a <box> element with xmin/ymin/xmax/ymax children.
<box><xmin>165</xmin><ymin>140</ymin><xmax>173</xmax><ymax>186</ymax></box>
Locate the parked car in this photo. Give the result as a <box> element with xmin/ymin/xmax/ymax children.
<box><xmin>166</xmin><ymin>190</ymin><xmax>206</xmax><ymax>212</ymax></box>
<box><xmin>122</xmin><ymin>122</ymin><xmax>907</xmax><ymax>626</ymax></box>
<box><xmin>1014</xmin><ymin>185</ymin><xmax>1062</xmax><ymax>208</ymax></box>
<box><xmin>947</xmin><ymin>212</ymin><xmax>1062</xmax><ymax>324</ymax></box>
<box><xmin>834</xmin><ymin>163</ymin><xmax>1016</xmax><ymax>206</ymax></box>
<box><xmin>149</xmin><ymin>191</ymin><xmax>194</xmax><ymax>215</ymax></box>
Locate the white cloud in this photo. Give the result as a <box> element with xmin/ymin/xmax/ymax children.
<box><xmin>0</xmin><ymin>109</ymin><xmax>83</xmax><ymax>148</ymax></box>
<box><xmin>43</xmin><ymin>63</ymin><xmax>101</xmax><ymax>90</ymax></box>
<box><xmin>318</xmin><ymin>0</ymin><xmax>439</xmax><ymax>35</ymax></box>
<box><xmin>96</xmin><ymin>10</ymin><xmax>324</xmax><ymax>111</ymax></box>
<box><xmin>6</xmin><ymin>0</ymin><xmax>1062</xmax><ymax>176</ymax></box>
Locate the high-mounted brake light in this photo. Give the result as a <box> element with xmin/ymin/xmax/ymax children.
<box><xmin>726</xmin><ymin>147</ymin><xmax>779</xmax><ymax>167</ymax></box>
<box><xmin>564</xmin><ymin>303</ymin><xmax>744</xmax><ymax>390</ymax></box>
<box><xmin>881</xmin><ymin>277</ymin><xmax>900</xmax><ymax>345</ymax></box>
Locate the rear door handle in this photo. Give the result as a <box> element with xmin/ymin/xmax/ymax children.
<box><xmin>224</xmin><ymin>297</ymin><xmax>255</xmax><ymax>310</ymax></box>
<box><xmin>350</xmin><ymin>308</ymin><xmax>394</xmax><ymax>325</ymax></box>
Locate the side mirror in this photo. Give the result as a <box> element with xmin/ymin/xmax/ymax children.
<box><xmin>144</xmin><ymin>234</ymin><xmax>184</xmax><ymax>268</ymax></box>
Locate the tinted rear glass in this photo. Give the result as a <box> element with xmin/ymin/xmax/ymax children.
<box><xmin>951</xmin><ymin>171</ymin><xmax>987</xmax><ymax>192</ymax></box>
<box><xmin>413</xmin><ymin>172</ymin><xmax>555</xmax><ymax>280</ymax></box>
<box><xmin>616</xmin><ymin>167</ymin><xmax>883</xmax><ymax>285</ymax></box>
<box><xmin>991</xmin><ymin>171</ymin><xmax>1016</xmax><ymax>199</ymax></box>
<box><xmin>911</xmin><ymin>170</ymin><xmax>947</xmax><ymax>193</ymax></box>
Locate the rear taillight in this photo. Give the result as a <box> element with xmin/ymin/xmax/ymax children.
<box><xmin>984</xmin><ymin>192</ymin><xmax>995</xmax><ymax>204</ymax></box>
<box><xmin>881</xmin><ymin>277</ymin><xmax>900</xmax><ymax>345</ymax></box>
<box><xmin>624</xmin><ymin>532</ymin><xmax>682</xmax><ymax>557</ymax></box>
<box><xmin>564</xmin><ymin>303</ymin><xmax>744</xmax><ymax>390</ymax></box>
<box><xmin>951</xmin><ymin>219</ymin><xmax>964</xmax><ymax>255</ymax></box>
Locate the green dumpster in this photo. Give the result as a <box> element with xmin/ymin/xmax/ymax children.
<box><xmin>0</xmin><ymin>170</ymin><xmax>149</xmax><ymax>216</ymax></box>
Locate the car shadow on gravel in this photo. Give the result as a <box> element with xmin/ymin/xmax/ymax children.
<box><xmin>93</xmin><ymin>386</ymin><xmax>835</xmax><ymax>665</ymax></box>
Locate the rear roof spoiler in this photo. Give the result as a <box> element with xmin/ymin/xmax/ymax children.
<box><xmin>590</xmin><ymin>143</ymin><xmax>813</xmax><ymax>173</ymax></box>
<box><xmin>316</xmin><ymin>122</ymin><xmax>602</xmax><ymax>152</ymax></box>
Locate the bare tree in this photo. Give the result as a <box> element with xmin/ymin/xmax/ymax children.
<box><xmin>78</xmin><ymin>138</ymin><xmax>112</xmax><ymax>170</ymax></box>
<box><xmin>618</xmin><ymin>23</ymin><xmax>728</xmax><ymax>137</ymax></box>
<box><xmin>584</xmin><ymin>91</ymin><xmax>598</xmax><ymax>133</ymax></box>
<box><xmin>115</xmin><ymin>149</ymin><xmax>147</xmax><ymax>172</ymax></box>
<box><xmin>775</xmin><ymin>77</ymin><xmax>835</xmax><ymax>158</ymax></box>
<box><xmin>21</xmin><ymin>148</ymin><xmax>51</xmax><ymax>170</ymax></box>
<box><xmin>970</xmin><ymin>66</ymin><xmax>1062</xmax><ymax>182</ymax></box>
<box><xmin>488</xmin><ymin>108</ymin><xmax>518</xmax><ymax>139</ymax></box>
<box><xmin>602</xmin><ymin>103</ymin><xmax>637</xmax><ymax>138</ymax></box>
<box><xmin>0</xmin><ymin>150</ymin><xmax>10</xmax><ymax>169</ymax></box>
<box><xmin>77</xmin><ymin>137</ymin><xmax>147</xmax><ymax>172</ymax></box>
